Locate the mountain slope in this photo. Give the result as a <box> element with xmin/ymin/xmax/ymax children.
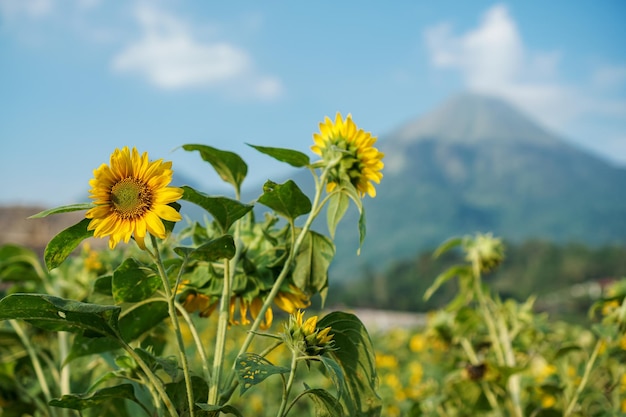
<box><xmin>326</xmin><ymin>93</ymin><xmax>626</xmax><ymax>280</ymax></box>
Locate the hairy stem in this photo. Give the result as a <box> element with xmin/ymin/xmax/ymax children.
<box><xmin>150</xmin><ymin>235</ymin><xmax>194</xmax><ymax>417</ymax></box>
<box><xmin>563</xmin><ymin>338</ymin><xmax>602</xmax><ymax>417</ymax></box>
<box><xmin>208</xmin><ymin>258</ymin><xmax>231</xmax><ymax>404</ymax></box>
<box><xmin>276</xmin><ymin>351</ymin><xmax>298</xmax><ymax>417</ymax></box>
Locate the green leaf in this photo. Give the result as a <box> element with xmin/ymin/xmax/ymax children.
<box><xmin>235</xmin><ymin>353</ymin><xmax>290</xmax><ymax>395</ymax></box>
<box><xmin>196</xmin><ymin>404</ymin><xmax>244</xmax><ymax>417</ymax></box>
<box><xmin>44</xmin><ymin>218</ymin><xmax>93</xmax><ymax>271</ymax></box>
<box><xmin>119</xmin><ymin>301</ymin><xmax>168</xmax><ymax>341</ymax></box>
<box><xmin>181</xmin><ymin>186</ymin><xmax>253</xmax><ymax>233</ymax></box>
<box><xmin>320</xmin><ymin>356</ymin><xmax>345</xmax><ymax>401</ymax></box>
<box><xmin>165</xmin><ymin>375</ymin><xmax>208</xmax><ymax>414</ymax></box>
<box><xmin>49</xmin><ymin>384</ymin><xmax>140</xmax><ymax>410</ymax></box>
<box><xmin>423</xmin><ymin>265</ymin><xmax>471</xmax><ymax>302</ymax></box>
<box><xmin>326</xmin><ymin>193</ymin><xmax>349</xmax><ymax>239</ymax></box>
<box><xmin>317</xmin><ymin>312</ymin><xmax>382</xmax><ymax>417</ymax></box>
<box><xmin>292</xmin><ymin>230</ymin><xmax>335</xmax><ymax>305</ymax></box>
<box><xmin>93</xmin><ymin>275</ymin><xmax>113</xmax><ymax>295</ymax></box>
<box><xmin>258</xmin><ymin>180</ymin><xmax>311</xmax><ymax>220</ymax></box>
<box><xmin>301</xmin><ymin>387</ymin><xmax>344</xmax><ymax>417</ymax></box>
<box><xmin>182</xmin><ymin>144</ymin><xmax>248</xmax><ymax>192</ymax></box>
<box><xmin>433</xmin><ymin>236</ymin><xmax>464</xmax><ymax>259</ymax></box>
<box><xmin>0</xmin><ymin>294</ymin><xmax>121</xmax><ymax>338</ymax></box>
<box><xmin>66</xmin><ymin>301</ymin><xmax>168</xmax><ymax>362</ymax></box>
<box><xmin>112</xmin><ymin>258</ymin><xmax>160</xmax><ymax>303</ymax></box>
<box><xmin>28</xmin><ymin>203</ymin><xmax>94</xmax><ymax>218</ymax></box>
<box><xmin>0</xmin><ymin>244</ymin><xmax>43</xmax><ymax>282</ymax></box>
<box><xmin>181</xmin><ymin>235</ymin><xmax>236</xmax><ymax>262</ymax></box>
<box><xmin>247</xmin><ymin>144</ymin><xmax>310</xmax><ymax>167</ymax></box>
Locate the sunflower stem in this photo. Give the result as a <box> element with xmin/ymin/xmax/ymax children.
<box><xmin>120</xmin><ymin>340</ymin><xmax>179</xmax><ymax>417</ymax></box>
<box><xmin>276</xmin><ymin>350</ymin><xmax>298</xmax><ymax>417</ymax></box>
<box><xmin>208</xmin><ymin>257</ymin><xmax>231</xmax><ymax>404</ymax></box>
<box><xmin>221</xmin><ymin>165</ymin><xmax>332</xmax><ymax>404</ymax></box>
<box><xmin>150</xmin><ymin>235</ymin><xmax>195</xmax><ymax>417</ymax></box>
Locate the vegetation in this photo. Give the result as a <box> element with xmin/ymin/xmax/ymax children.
<box><xmin>330</xmin><ymin>240</ymin><xmax>626</xmax><ymax>321</ymax></box>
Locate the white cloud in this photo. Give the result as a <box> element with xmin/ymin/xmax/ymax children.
<box><xmin>111</xmin><ymin>5</ymin><xmax>283</xmax><ymax>99</ymax></box>
<box><xmin>424</xmin><ymin>4</ymin><xmax>626</xmax><ymax>138</ymax></box>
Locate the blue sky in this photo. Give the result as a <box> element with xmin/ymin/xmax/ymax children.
<box><xmin>1</xmin><ymin>0</ymin><xmax>625</xmax><ymax>207</ymax></box>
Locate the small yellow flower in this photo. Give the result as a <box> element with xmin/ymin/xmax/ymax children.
<box><xmin>541</xmin><ymin>394</ymin><xmax>556</xmax><ymax>409</ymax></box>
<box><xmin>376</xmin><ymin>353</ymin><xmax>399</xmax><ymax>369</ymax></box>
<box><xmin>312</xmin><ymin>113</ymin><xmax>384</xmax><ymax>198</ymax></box>
<box><xmin>409</xmin><ymin>333</ymin><xmax>426</xmax><ymax>352</ymax></box>
<box><xmin>86</xmin><ymin>147</ymin><xmax>183</xmax><ymax>249</ymax></box>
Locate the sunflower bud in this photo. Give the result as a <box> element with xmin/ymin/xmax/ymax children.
<box><xmin>282</xmin><ymin>310</ymin><xmax>335</xmax><ymax>357</ymax></box>
<box><xmin>464</xmin><ymin>233</ymin><xmax>504</xmax><ymax>273</ymax></box>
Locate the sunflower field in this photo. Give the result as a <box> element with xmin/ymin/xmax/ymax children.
<box><xmin>0</xmin><ymin>113</ymin><xmax>625</xmax><ymax>416</ymax></box>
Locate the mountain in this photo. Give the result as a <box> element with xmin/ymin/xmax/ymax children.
<box><xmin>324</xmin><ymin>93</ymin><xmax>626</xmax><ymax>280</ymax></box>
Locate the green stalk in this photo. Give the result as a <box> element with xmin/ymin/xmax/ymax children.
<box><xmin>234</xmin><ymin>166</ymin><xmax>330</xmax><ymax>361</ymax></box>
<box><xmin>208</xmin><ymin>258</ymin><xmax>231</xmax><ymax>404</ymax></box>
<box><xmin>175</xmin><ymin>300</ymin><xmax>212</xmax><ymax>383</ymax></box>
<box><xmin>149</xmin><ymin>235</ymin><xmax>194</xmax><ymax>417</ymax></box>
<box><xmin>471</xmin><ymin>262</ymin><xmax>522</xmax><ymax>417</ymax></box>
<box><xmin>10</xmin><ymin>319</ymin><xmax>58</xmax><ymax>417</ymax></box>
<box><xmin>563</xmin><ymin>338</ymin><xmax>602</xmax><ymax>417</ymax></box>
<box><xmin>120</xmin><ymin>340</ymin><xmax>179</xmax><ymax>417</ymax></box>
<box><xmin>276</xmin><ymin>351</ymin><xmax>299</xmax><ymax>417</ymax></box>
<box><xmin>471</xmin><ymin>263</ymin><xmax>506</xmax><ymax>365</ymax></box>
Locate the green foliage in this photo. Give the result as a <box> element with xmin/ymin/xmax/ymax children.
<box><xmin>181</xmin><ymin>144</ymin><xmax>248</xmax><ymax>194</ymax></box>
<box><xmin>318</xmin><ymin>312</ymin><xmax>382</xmax><ymax>417</ymax></box>
<box><xmin>235</xmin><ymin>353</ymin><xmax>290</xmax><ymax>395</ymax></box>
<box><xmin>181</xmin><ymin>186</ymin><xmax>253</xmax><ymax>233</ymax></box>
<box><xmin>44</xmin><ymin>218</ymin><xmax>93</xmax><ymax>270</ymax></box>
<box><xmin>331</xmin><ymin>239</ymin><xmax>626</xmax><ymax>321</ymax></box>
<box><xmin>49</xmin><ymin>384</ymin><xmax>141</xmax><ymax>410</ymax></box>
<box><xmin>0</xmin><ymin>294</ymin><xmax>121</xmax><ymax>337</ymax></box>
<box><xmin>0</xmin><ymin>137</ymin><xmax>375</xmax><ymax>416</ymax></box>
<box><xmin>258</xmin><ymin>179</ymin><xmax>312</xmax><ymax>220</ymax></box>
<box><xmin>248</xmin><ymin>144</ymin><xmax>311</xmax><ymax>167</ymax></box>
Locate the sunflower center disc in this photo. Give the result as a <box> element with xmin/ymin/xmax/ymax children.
<box><xmin>111</xmin><ymin>177</ymin><xmax>152</xmax><ymax>218</ymax></box>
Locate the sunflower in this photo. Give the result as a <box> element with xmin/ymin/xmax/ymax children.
<box><xmin>85</xmin><ymin>147</ymin><xmax>183</xmax><ymax>249</ymax></box>
<box><xmin>311</xmin><ymin>113</ymin><xmax>384</xmax><ymax>198</ymax></box>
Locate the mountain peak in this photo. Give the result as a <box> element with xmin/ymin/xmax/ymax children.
<box><xmin>389</xmin><ymin>93</ymin><xmax>559</xmax><ymax>147</ymax></box>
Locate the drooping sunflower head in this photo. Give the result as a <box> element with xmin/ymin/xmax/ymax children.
<box><xmin>86</xmin><ymin>147</ymin><xmax>183</xmax><ymax>249</ymax></box>
<box><xmin>311</xmin><ymin>113</ymin><xmax>384</xmax><ymax>198</ymax></box>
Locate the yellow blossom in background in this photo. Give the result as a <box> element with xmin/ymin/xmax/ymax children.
<box><xmin>409</xmin><ymin>333</ymin><xmax>427</xmax><ymax>352</ymax></box>
<box><xmin>86</xmin><ymin>147</ymin><xmax>183</xmax><ymax>249</ymax></box>
<box><xmin>409</xmin><ymin>361</ymin><xmax>424</xmax><ymax>386</ymax></box>
<box><xmin>619</xmin><ymin>333</ymin><xmax>626</xmax><ymax>350</ymax></box>
<box><xmin>376</xmin><ymin>353</ymin><xmax>399</xmax><ymax>370</ymax></box>
<box><xmin>541</xmin><ymin>394</ymin><xmax>556</xmax><ymax>408</ymax></box>
<box><xmin>312</xmin><ymin>113</ymin><xmax>384</xmax><ymax>198</ymax></box>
